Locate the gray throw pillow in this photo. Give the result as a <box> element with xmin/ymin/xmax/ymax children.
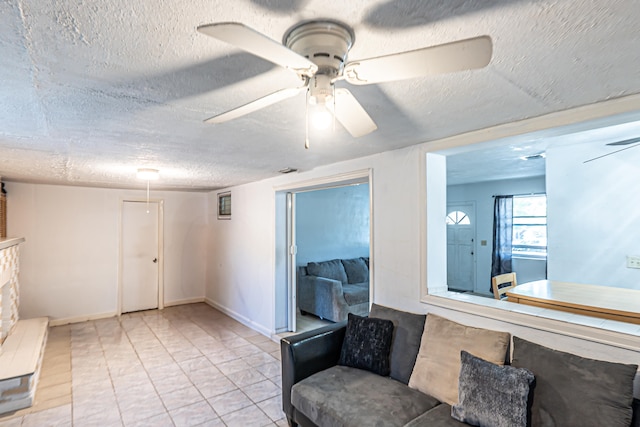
<box><xmin>512</xmin><ymin>336</ymin><xmax>638</xmax><ymax>427</ymax></box>
<box><xmin>369</xmin><ymin>304</ymin><xmax>426</xmax><ymax>384</ymax></box>
<box><xmin>338</xmin><ymin>313</ymin><xmax>394</xmax><ymax>376</ymax></box>
<box><xmin>307</xmin><ymin>259</ymin><xmax>348</xmax><ymax>284</ymax></box>
<box><xmin>451</xmin><ymin>351</ymin><xmax>534</xmax><ymax>427</ymax></box>
<box><xmin>341</xmin><ymin>258</ymin><xmax>369</xmax><ymax>284</ymax></box>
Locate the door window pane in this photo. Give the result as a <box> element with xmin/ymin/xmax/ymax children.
<box><xmin>447</xmin><ymin>210</ymin><xmax>470</xmax><ymax>225</ymax></box>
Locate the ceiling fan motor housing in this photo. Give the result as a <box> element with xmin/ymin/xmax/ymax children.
<box><xmin>284</xmin><ymin>19</ymin><xmax>355</xmax><ymax>79</ymax></box>
<box><xmin>284</xmin><ymin>20</ymin><xmax>355</xmax><ymax>106</ymax></box>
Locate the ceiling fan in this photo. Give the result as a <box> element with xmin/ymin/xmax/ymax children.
<box><xmin>583</xmin><ymin>136</ymin><xmax>640</xmax><ymax>163</ymax></box>
<box><xmin>197</xmin><ymin>19</ymin><xmax>492</xmax><ymax>148</ymax></box>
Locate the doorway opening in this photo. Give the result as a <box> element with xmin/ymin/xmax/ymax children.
<box><xmin>274</xmin><ymin>170</ymin><xmax>373</xmax><ymax>335</ymax></box>
<box><xmin>119</xmin><ymin>199</ymin><xmax>164</xmax><ymax>315</ymax></box>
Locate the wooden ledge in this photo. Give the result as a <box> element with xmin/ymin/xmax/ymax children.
<box><xmin>0</xmin><ymin>238</ymin><xmax>25</xmax><ymax>252</ymax></box>
<box><xmin>0</xmin><ymin>318</ymin><xmax>49</xmax><ymax>380</ymax></box>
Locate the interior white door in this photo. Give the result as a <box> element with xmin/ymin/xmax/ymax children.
<box><xmin>287</xmin><ymin>192</ymin><xmax>297</xmax><ymax>332</ymax></box>
<box><xmin>122</xmin><ymin>201</ymin><xmax>159</xmax><ymax>313</ymax></box>
<box><xmin>446</xmin><ymin>203</ymin><xmax>476</xmax><ymax>292</ymax></box>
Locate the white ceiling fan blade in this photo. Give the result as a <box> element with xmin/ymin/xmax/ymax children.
<box><xmin>344</xmin><ymin>36</ymin><xmax>492</xmax><ymax>85</ymax></box>
<box><xmin>327</xmin><ymin>88</ymin><xmax>377</xmax><ymax>137</ymax></box>
<box><xmin>197</xmin><ymin>23</ymin><xmax>318</xmax><ymax>78</ymax></box>
<box><xmin>204</xmin><ymin>87</ymin><xmax>306</xmax><ymax>124</ymax></box>
<box><xmin>606</xmin><ymin>136</ymin><xmax>640</xmax><ymax>146</ymax></box>
<box><xmin>583</xmin><ymin>142</ymin><xmax>640</xmax><ymax>163</ymax></box>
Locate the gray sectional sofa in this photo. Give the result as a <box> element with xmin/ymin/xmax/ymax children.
<box><xmin>297</xmin><ymin>257</ymin><xmax>369</xmax><ymax>322</ymax></box>
<box><xmin>281</xmin><ymin>304</ymin><xmax>640</xmax><ymax>427</ymax></box>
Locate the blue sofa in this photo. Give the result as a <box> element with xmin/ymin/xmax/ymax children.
<box><xmin>297</xmin><ymin>257</ymin><xmax>369</xmax><ymax>322</ymax></box>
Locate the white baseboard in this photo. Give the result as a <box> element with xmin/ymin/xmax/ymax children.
<box><xmin>47</xmin><ymin>300</ymin><xmax>272</xmax><ymax>340</ymax></box>
<box><xmin>164</xmin><ymin>297</ymin><xmax>205</xmax><ymax>307</ymax></box>
<box><xmin>49</xmin><ymin>311</ymin><xmax>117</xmax><ymax>327</ymax></box>
<box><xmin>204</xmin><ymin>298</ymin><xmax>272</xmax><ymax>338</ymax></box>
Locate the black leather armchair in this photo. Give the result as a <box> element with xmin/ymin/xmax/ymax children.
<box><xmin>280</xmin><ymin>321</ymin><xmax>347</xmax><ymax>427</ymax></box>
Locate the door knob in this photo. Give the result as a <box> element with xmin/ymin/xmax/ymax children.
<box><xmin>152</xmin><ymin>258</ymin><xmax>158</xmax><ymax>263</ymax></box>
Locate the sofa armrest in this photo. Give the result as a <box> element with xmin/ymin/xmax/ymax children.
<box><xmin>298</xmin><ymin>276</ymin><xmax>348</xmax><ymax>322</ymax></box>
<box><xmin>280</xmin><ymin>321</ymin><xmax>347</xmax><ymax>421</ymax></box>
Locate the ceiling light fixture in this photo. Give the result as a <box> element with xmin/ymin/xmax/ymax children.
<box><xmin>137</xmin><ymin>168</ymin><xmax>160</xmax><ymax>213</ymax></box>
<box><xmin>137</xmin><ymin>168</ymin><xmax>160</xmax><ymax>180</ymax></box>
<box><xmin>278</xmin><ymin>167</ymin><xmax>298</xmax><ymax>174</ymax></box>
<box><xmin>311</xmin><ymin>108</ymin><xmax>333</xmax><ymax>130</ymax></box>
<box><xmin>520</xmin><ymin>153</ymin><xmax>546</xmax><ymax>161</ymax></box>
<box><xmin>304</xmin><ymin>82</ymin><xmax>337</xmax><ymax>149</ymax></box>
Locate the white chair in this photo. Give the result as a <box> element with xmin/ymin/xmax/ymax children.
<box><xmin>492</xmin><ymin>272</ymin><xmax>518</xmax><ymax>300</ymax></box>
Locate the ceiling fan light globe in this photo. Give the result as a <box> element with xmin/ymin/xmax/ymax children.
<box><xmin>311</xmin><ymin>110</ymin><xmax>333</xmax><ymax>130</ymax></box>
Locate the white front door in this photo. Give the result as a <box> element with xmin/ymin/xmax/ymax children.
<box><xmin>447</xmin><ymin>203</ymin><xmax>476</xmax><ymax>292</ymax></box>
<box><xmin>122</xmin><ymin>201</ymin><xmax>159</xmax><ymax>313</ymax></box>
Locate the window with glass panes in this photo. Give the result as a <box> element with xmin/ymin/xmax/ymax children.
<box><xmin>512</xmin><ymin>195</ymin><xmax>547</xmax><ymax>257</ymax></box>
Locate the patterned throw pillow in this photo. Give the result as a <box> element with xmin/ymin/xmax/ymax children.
<box><xmin>338</xmin><ymin>313</ymin><xmax>394</xmax><ymax>376</ymax></box>
<box><xmin>451</xmin><ymin>351</ymin><xmax>535</xmax><ymax>427</ymax></box>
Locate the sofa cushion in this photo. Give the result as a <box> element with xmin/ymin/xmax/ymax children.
<box><xmin>342</xmin><ymin>284</ymin><xmax>369</xmax><ymax>305</ymax></box>
<box><xmin>341</xmin><ymin>257</ymin><xmax>369</xmax><ymax>284</ymax></box>
<box><xmin>408</xmin><ymin>314</ymin><xmax>510</xmax><ymax>406</ymax></box>
<box><xmin>404</xmin><ymin>404</ymin><xmax>467</xmax><ymax>427</ymax></box>
<box><xmin>297</xmin><ymin>266</ymin><xmax>308</xmax><ymax>277</ymax></box>
<box><xmin>307</xmin><ymin>259</ymin><xmax>348</xmax><ymax>284</ymax></box>
<box><xmin>292</xmin><ymin>365</ymin><xmax>440</xmax><ymax>427</ymax></box>
<box><xmin>339</xmin><ymin>313</ymin><xmax>394</xmax><ymax>376</ymax></box>
<box><xmin>512</xmin><ymin>336</ymin><xmax>638</xmax><ymax>427</ymax></box>
<box><xmin>369</xmin><ymin>304</ymin><xmax>426</xmax><ymax>385</ymax></box>
<box><xmin>451</xmin><ymin>351</ymin><xmax>535</xmax><ymax>427</ymax></box>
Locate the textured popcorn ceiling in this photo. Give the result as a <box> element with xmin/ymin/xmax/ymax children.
<box><xmin>1</xmin><ymin>0</ymin><xmax>639</xmax><ymax>191</ymax></box>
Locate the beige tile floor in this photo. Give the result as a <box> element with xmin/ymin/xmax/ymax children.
<box><xmin>0</xmin><ymin>303</ymin><xmax>287</xmax><ymax>427</ymax></box>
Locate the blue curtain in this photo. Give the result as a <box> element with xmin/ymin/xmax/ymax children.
<box><xmin>490</xmin><ymin>196</ymin><xmax>513</xmax><ymax>292</ymax></box>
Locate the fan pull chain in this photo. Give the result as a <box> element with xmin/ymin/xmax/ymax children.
<box><xmin>304</xmin><ymin>88</ymin><xmax>310</xmax><ymax>149</ymax></box>
<box><xmin>332</xmin><ymin>85</ymin><xmax>336</xmax><ymax>132</ymax></box>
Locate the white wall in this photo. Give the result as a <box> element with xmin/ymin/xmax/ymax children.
<box><xmin>274</xmin><ymin>192</ymin><xmax>288</xmax><ymax>332</ymax></box>
<box><xmin>206</xmin><ymin>148</ymin><xmax>425</xmax><ymax>334</ymax></box>
<box><xmin>204</xmin><ymin>140</ymin><xmax>640</xmax><ymax>321</ymax></box>
<box><xmin>206</xmin><ymin>182</ymin><xmax>280</xmax><ymax>336</ymax></box>
<box><xmin>5</xmin><ymin>99</ymin><xmax>638</xmax><ymax>393</ymax></box>
<box><xmin>512</xmin><ymin>257</ymin><xmax>546</xmax><ymax>285</ymax></box>
<box><xmin>547</xmin><ymin>143</ymin><xmax>640</xmax><ymax>289</ymax></box>
<box><xmin>447</xmin><ymin>177</ymin><xmax>547</xmax><ymax>294</ymax></box>
<box><xmin>204</xmin><ymin>104</ymin><xmax>640</xmax><ymax>395</ymax></box>
<box><xmin>295</xmin><ymin>184</ymin><xmax>369</xmax><ymax>266</ymax></box>
<box><xmin>7</xmin><ymin>182</ymin><xmax>208</xmax><ymax>323</ymax></box>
